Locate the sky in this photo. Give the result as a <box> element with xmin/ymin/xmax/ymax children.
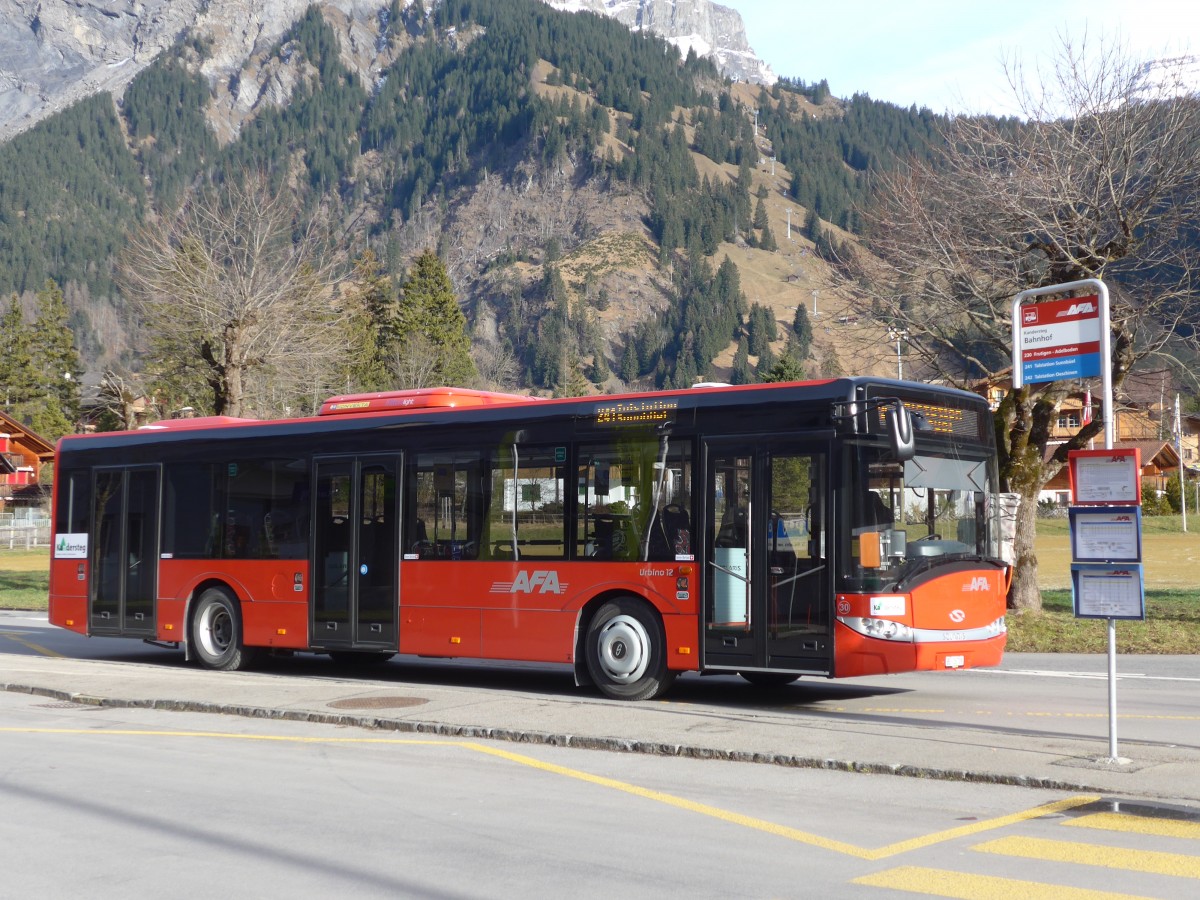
<box><xmin>731</xmin><ymin>0</ymin><xmax>1200</xmax><ymax>115</ymax></box>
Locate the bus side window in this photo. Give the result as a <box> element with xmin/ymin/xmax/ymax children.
<box><xmin>489</xmin><ymin>444</ymin><xmax>565</xmax><ymax>561</ymax></box>
<box><xmin>409</xmin><ymin>451</ymin><xmax>486</xmax><ymax>560</ymax></box>
<box><xmin>577</xmin><ymin>440</ymin><xmax>692</xmax><ymax>562</ymax></box>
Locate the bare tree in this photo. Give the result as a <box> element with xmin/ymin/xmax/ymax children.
<box><xmin>385</xmin><ymin>333</ymin><xmax>444</xmax><ymax>389</ymax></box>
<box><xmin>855</xmin><ymin>35</ymin><xmax>1200</xmax><ymax>610</ymax></box>
<box><xmin>121</xmin><ymin>173</ymin><xmax>345</xmax><ymax>418</ymax></box>
<box><xmin>472</xmin><ymin>340</ymin><xmax>520</xmax><ymax>391</ymax></box>
<box><xmin>96</xmin><ymin>369</ymin><xmax>155</xmax><ymax>431</ymax></box>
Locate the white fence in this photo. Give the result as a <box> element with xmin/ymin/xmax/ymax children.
<box><xmin>0</xmin><ymin>514</ymin><xmax>51</xmax><ymax>549</ymax></box>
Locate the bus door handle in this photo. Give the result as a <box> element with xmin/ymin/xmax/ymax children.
<box><xmin>771</xmin><ymin>566</ymin><xmax>825</xmax><ymax>590</ymax></box>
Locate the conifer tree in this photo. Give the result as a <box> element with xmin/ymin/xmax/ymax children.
<box><xmin>0</xmin><ymin>281</ymin><xmax>81</xmax><ymax>439</ymax></box>
<box><xmin>730</xmin><ymin>339</ymin><xmax>752</xmax><ymax>385</ymax></box>
<box><xmin>791</xmin><ymin>302</ymin><xmax>813</xmax><ymax>359</ymax></box>
<box><xmin>754</xmin><ymin>345</ymin><xmax>777</xmax><ymax>380</ymax></box>
<box><xmin>759</xmin><ymin>220</ymin><xmax>778</xmax><ymax>252</ymax></box>
<box><xmin>762</xmin><ymin>354</ymin><xmax>806</xmax><ymax>383</ymax></box>
<box><xmin>392</xmin><ymin>249</ymin><xmax>477</xmax><ymax>387</ymax></box>
<box><xmin>29</xmin><ymin>279</ymin><xmax>83</xmax><ymax>423</ymax></box>
<box><xmin>554</xmin><ymin>349</ymin><xmax>592</xmax><ymax>398</ymax></box>
<box><xmin>753</xmin><ymin>197</ymin><xmax>769</xmax><ymax>230</ymax></box>
<box><xmin>746</xmin><ymin>303</ymin><xmax>777</xmax><ymax>357</ymax></box>
<box><xmin>620</xmin><ymin>341</ymin><xmax>639</xmax><ymax>384</ymax></box>
<box><xmin>0</xmin><ymin>295</ymin><xmax>35</xmax><ymax>409</ymax></box>
<box><xmin>336</xmin><ymin>251</ymin><xmax>395</xmax><ymax>393</ymax></box>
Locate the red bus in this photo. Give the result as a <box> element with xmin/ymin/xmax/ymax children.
<box><xmin>48</xmin><ymin>378</ymin><xmax>1008</xmax><ymax>700</ymax></box>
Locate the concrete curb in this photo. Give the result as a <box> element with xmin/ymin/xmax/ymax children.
<box><xmin>4</xmin><ymin>681</ymin><xmax>1111</xmax><ymax>796</ymax></box>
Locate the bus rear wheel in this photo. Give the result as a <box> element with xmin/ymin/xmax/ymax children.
<box><xmin>192</xmin><ymin>587</ymin><xmax>258</xmax><ymax>671</ymax></box>
<box><xmin>585</xmin><ymin>598</ymin><xmax>675</xmax><ymax>701</ymax></box>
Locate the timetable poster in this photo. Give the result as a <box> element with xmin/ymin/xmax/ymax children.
<box><xmin>1071</xmin><ymin>564</ymin><xmax>1146</xmax><ymax>620</ymax></box>
<box><xmin>1069</xmin><ymin>506</ymin><xmax>1142</xmax><ymax>562</ymax></box>
<box><xmin>1068</xmin><ymin>449</ymin><xmax>1142</xmax><ymax>505</ymax></box>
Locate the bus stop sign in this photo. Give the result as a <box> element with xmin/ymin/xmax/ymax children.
<box><xmin>1014</xmin><ymin>295</ymin><xmax>1102</xmax><ymax>385</ymax></box>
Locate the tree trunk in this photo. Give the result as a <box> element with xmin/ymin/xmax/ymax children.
<box><xmin>223</xmin><ymin>324</ymin><xmax>245</xmax><ymax>419</ymax></box>
<box><xmin>1008</xmin><ymin>491</ymin><xmax>1042</xmax><ymax>611</ymax></box>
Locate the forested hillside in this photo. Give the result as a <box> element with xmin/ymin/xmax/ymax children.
<box><xmin>0</xmin><ymin>0</ymin><xmax>947</xmax><ymax>418</ymax></box>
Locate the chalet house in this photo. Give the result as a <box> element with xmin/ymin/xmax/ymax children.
<box><xmin>0</xmin><ymin>409</ymin><xmax>55</xmax><ymax>511</ymax></box>
<box><xmin>972</xmin><ymin>372</ymin><xmax>1196</xmax><ymax>506</ymax></box>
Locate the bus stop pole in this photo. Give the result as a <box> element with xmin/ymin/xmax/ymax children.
<box><xmin>1012</xmin><ymin>278</ymin><xmax>1119</xmax><ymax>761</ymax></box>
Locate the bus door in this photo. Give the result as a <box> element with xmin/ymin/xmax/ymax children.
<box><xmin>90</xmin><ymin>466</ymin><xmax>160</xmax><ymax>637</ymax></box>
<box><xmin>312</xmin><ymin>456</ymin><xmax>400</xmax><ymax>650</ymax></box>
<box><xmin>703</xmin><ymin>439</ymin><xmax>831</xmax><ymax>674</ymax></box>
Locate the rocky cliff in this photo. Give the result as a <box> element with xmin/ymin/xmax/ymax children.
<box><xmin>0</xmin><ymin>0</ymin><xmax>774</xmax><ymax>141</ymax></box>
<box><xmin>546</xmin><ymin>0</ymin><xmax>774</xmax><ymax>85</ymax></box>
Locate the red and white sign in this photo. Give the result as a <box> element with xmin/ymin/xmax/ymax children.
<box><xmin>1016</xmin><ymin>295</ymin><xmax>1102</xmax><ymax>384</ymax></box>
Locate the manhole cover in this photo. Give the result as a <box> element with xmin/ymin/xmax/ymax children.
<box><xmin>327</xmin><ymin>696</ymin><xmax>428</xmax><ymax>710</ymax></box>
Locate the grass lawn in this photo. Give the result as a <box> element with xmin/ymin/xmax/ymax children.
<box><xmin>4</xmin><ymin>517</ymin><xmax>1199</xmax><ymax>651</ymax></box>
<box><xmin>0</xmin><ymin>549</ymin><xmax>54</xmax><ymax>610</ymax></box>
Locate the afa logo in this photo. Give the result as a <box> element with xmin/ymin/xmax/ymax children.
<box><xmin>490</xmin><ymin>570</ymin><xmax>567</xmax><ymax>595</ymax></box>
<box><xmin>1056</xmin><ymin>301</ymin><xmax>1096</xmax><ymax>318</ymax></box>
<box><xmin>962</xmin><ymin>576</ymin><xmax>991</xmax><ymax>592</ymax></box>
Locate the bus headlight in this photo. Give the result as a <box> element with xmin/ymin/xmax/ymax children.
<box><xmin>839</xmin><ymin>617</ymin><xmax>914</xmax><ymax>642</ymax></box>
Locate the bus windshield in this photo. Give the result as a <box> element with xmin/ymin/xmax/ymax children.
<box><xmin>842</xmin><ymin>440</ymin><xmax>1002</xmax><ymax>591</ymax></box>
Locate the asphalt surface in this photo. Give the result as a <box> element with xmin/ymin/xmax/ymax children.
<box><xmin>3</xmin><ymin>627</ymin><xmax>1198</xmax><ymax>806</ymax></box>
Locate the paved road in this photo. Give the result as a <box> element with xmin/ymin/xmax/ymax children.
<box><xmin>5</xmin><ymin>692</ymin><xmax>1200</xmax><ymax>899</ymax></box>
<box><xmin>3</xmin><ymin>612</ymin><xmax>1199</xmax><ymax>805</ymax></box>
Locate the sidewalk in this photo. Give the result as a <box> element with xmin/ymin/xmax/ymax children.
<box><xmin>4</xmin><ymin>647</ymin><xmax>1199</xmax><ymax>806</ymax></box>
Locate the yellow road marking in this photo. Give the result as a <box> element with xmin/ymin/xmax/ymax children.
<box><xmin>453</xmin><ymin>743</ymin><xmax>1097</xmax><ymax>861</ymax></box>
<box><xmin>853</xmin><ymin>865</ymin><xmax>1155</xmax><ymax>899</ymax></box>
<box><xmin>0</xmin><ymin>630</ymin><xmax>64</xmax><ymax>658</ymax></box>
<box><xmin>1063</xmin><ymin>812</ymin><xmax>1200</xmax><ymax>840</ymax></box>
<box><xmin>0</xmin><ymin>725</ymin><xmax>1098</xmax><ymax>860</ymax></box>
<box><xmin>975</xmin><ymin>836</ymin><xmax>1200</xmax><ymax>879</ymax></box>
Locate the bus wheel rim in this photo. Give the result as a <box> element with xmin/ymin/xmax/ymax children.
<box><xmin>200</xmin><ymin>605</ymin><xmax>231</xmax><ymax>656</ymax></box>
<box><xmin>596</xmin><ymin>614</ymin><xmax>650</xmax><ymax>683</ymax></box>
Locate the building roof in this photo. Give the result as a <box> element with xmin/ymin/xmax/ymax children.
<box><xmin>0</xmin><ymin>409</ymin><xmax>55</xmax><ymax>461</ymax></box>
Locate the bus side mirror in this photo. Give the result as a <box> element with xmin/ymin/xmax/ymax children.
<box><xmin>886</xmin><ymin>403</ymin><xmax>916</xmax><ymax>462</ymax></box>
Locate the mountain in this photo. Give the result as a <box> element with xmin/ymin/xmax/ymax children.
<box><xmin>0</xmin><ymin>0</ymin><xmax>774</xmax><ymax>142</ymax></box>
<box><xmin>0</xmin><ymin>0</ymin><xmax>201</xmax><ymax>142</ymax></box>
<box><xmin>0</xmin><ymin>0</ymin><xmax>941</xmax><ymax>415</ymax></box>
<box><xmin>545</xmin><ymin>1</ymin><xmax>775</xmax><ymax>85</ymax></box>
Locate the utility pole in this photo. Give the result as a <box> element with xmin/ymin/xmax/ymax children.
<box><xmin>1177</xmin><ymin>394</ymin><xmax>1187</xmax><ymax>532</ymax></box>
<box><xmin>887</xmin><ymin>328</ymin><xmax>907</xmax><ymax>379</ymax></box>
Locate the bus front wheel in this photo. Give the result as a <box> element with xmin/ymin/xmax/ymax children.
<box><xmin>192</xmin><ymin>587</ymin><xmax>258</xmax><ymax>671</ymax></box>
<box><xmin>585</xmin><ymin>598</ymin><xmax>675</xmax><ymax>701</ymax></box>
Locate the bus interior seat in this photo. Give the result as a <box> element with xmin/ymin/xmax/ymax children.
<box><xmin>715</xmin><ymin>508</ymin><xmax>748</xmax><ymax>548</ymax></box>
<box><xmin>649</xmin><ymin>503</ymin><xmax>690</xmax><ymax>559</ymax></box>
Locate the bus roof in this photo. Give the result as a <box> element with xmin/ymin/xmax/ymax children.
<box><xmin>318</xmin><ymin>387</ymin><xmax>539</xmax><ymax>416</ymax></box>
<box><xmin>57</xmin><ymin>378</ymin><xmax>988</xmax><ymax>452</ymax></box>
